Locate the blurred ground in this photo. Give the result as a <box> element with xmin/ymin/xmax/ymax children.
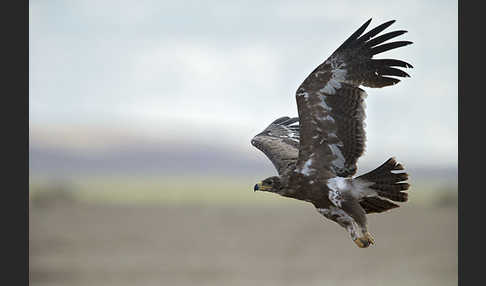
<box><xmin>30</xmin><ymin>196</ymin><xmax>457</xmax><ymax>286</ymax></box>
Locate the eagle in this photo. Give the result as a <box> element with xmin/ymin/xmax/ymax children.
<box><xmin>251</xmin><ymin>19</ymin><xmax>412</xmax><ymax>248</ymax></box>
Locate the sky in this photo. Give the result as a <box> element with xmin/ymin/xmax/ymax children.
<box><xmin>29</xmin><ymin>0</ymin><xmax>457</xmax><ymax>169</ymax></box>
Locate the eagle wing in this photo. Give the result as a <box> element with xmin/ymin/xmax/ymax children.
<box><xmin>294</xmin><ymin>19</ymin><xmax>413</xmax><ymax>180</ymax></box>
<box><xmin>254</xmin><ymin>117</ymin><xmax>402</xmax><ymax>214</ymax></box>
<box><xmin>251</xmin><ymin>117</ymin><xmax>300</xmax><ymax>175</ymax></box>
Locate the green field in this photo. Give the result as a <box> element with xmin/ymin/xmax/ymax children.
<box><xmin>29</xmin><ymin>175</ymin><xmax>457</xmax><ymax>208</ymax></box>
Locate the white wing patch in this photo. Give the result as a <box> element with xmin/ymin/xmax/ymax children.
<box><xmin>296</xmin><ymin>91</ymin><xmax>309</xmax><ymax>98</ymax></box>
<box><xmin>300</xmin><ymin>157</ymin><xmax>314</xmax><ymax>176</ymax></box>
<box><xmin>316</xmin><ymin>92</ymin><xmax>347</xmax><ymax>173</ymax></box>
<box><xmin>329</xmin><ymin>144</ymin><xmax>345</xmax><ymax>169</ymax></box>
<box><xmin>319</xmin><ymin>61</ymin><xmax>347</xmax><ymax>95</ymax></box>
<box><xmin>318</xmin><ymin>93</ymin><xmax>332</xmax><ymax>111</ymax></box>
<box><xmin>280</xmin><ymin>125</ymin><xmax>300</xmax><ymax>142</ymax></box>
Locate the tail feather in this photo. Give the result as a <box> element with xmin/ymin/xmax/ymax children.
<box><xmin>357</xmin><ymin>157</ymin><xmax>410</xmax><ymax>213</ymax></box>
<box><xmin>360</xmin><ymin>196</ymin><xmax>399</xmax><ymax>214</ymax></box>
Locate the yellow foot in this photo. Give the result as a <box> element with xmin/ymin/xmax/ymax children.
<box><xmin>353</xmin><ymin>232</ymin><xmax>375</xmax><ymax>248</ymax></box>
<box><xmin>364</xmin><ymin>232</ymin><xmax>375</xmax><ymax>245</ymax></box>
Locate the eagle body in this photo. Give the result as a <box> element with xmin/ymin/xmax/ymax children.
<box><xmin>251</xmin><ymin>19</ymin><xmax>412</xmax><ymax>248</ymax></box>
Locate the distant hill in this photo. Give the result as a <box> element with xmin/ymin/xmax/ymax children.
<box><xmin>29</xmin><ymin>126</ymin><xmax>457</xmax><ymax>184</ymax></box>
<box><xmin>29</xmin><ymin>141</ymin><xmax>270</xmax><ymax>176</ymax></box>
<box><xmin>30</xmin><ymin>141</ymin><xmax>456</xmax><ymax>184</ymax></box>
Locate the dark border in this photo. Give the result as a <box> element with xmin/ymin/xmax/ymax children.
<box><xmin>3</xmin><ymin>0</ymin><xmax>29</xmax><ymax>284</ymax></box>
<box><xmin>459</xmin><ymin>1</ymin><xmax>482</xmax><ymax>285</ymax></box>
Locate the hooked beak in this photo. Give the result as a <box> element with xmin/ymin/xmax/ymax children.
<box><xmin>254</xmin><ymin>183</ymin><xmax>260</xmax><ymax>192</ymax></box>
<box><xmin>253</xmin><ymin>182</ymin><xmax>271</xmax><ymax>192</ymax></box>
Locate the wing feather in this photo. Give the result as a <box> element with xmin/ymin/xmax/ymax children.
<box><xmin>363</xmin><ymin>30</ymin><xmax>407</xmax><ymax>48</ymax></box>
<box><xmin>369</xmin><ymin>41</ymin><xmax>413</xmax><ymax>56</ymax></box>
<box><xmin>352</xmin><ymin>20</ymin><xmax>396</xmax><ymax>44</ymax></box>
<box><xmin>293</xmin><ymin>19</ymin><xmax>413</xmax><ymax>180</ymax></box>
<box><xmin>251</xmin><ymin>117</ymin><xmax>300</xmax><ymax>175</ymax></box>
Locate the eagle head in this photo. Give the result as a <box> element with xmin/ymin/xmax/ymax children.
<box><xmin>254</xmin><ymin>176</ymin><xmax>283</xmax><ymax>193</ymax></box>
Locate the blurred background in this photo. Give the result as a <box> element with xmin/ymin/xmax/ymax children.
<box><xmin>29</xmin><ymin>0</ymin><xmax>457</xmax><ymax>285</ymax></box>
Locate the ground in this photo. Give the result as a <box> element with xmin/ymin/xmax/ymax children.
<box><xmin>30</xmin><ymin>201</ymin><xmax>457</xmax><ymax>286</ymax></box>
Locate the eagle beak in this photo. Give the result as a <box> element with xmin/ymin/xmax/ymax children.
<box><xmin>254</xmin><ymin>182</ymin><xmax>271</xmax><ymax>192</ymax></box>
<box><xmin>254</xmin><ymin>183</ymin><xmax>261</xmax><ymax>192</ymax></box>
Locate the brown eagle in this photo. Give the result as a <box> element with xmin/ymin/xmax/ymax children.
<box><xmin>251</xmin><ymin>19</ymin><xmax>412</xmax><ymax>248</ymax></box>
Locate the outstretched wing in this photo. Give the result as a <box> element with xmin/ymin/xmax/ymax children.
<box><xmin>294</xmin><ymin>19</ymin><xmax>413</xmax><ymax>180</ymax></box>
<box><xmin>251</xmin><ymin>117</ymin><xmax>300</xmax><ymax>175</ymax></box>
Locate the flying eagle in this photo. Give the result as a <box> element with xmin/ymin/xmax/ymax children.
<box><xmin>251</xmin><ymin>19</ymin><xmax>412</xmax><ymax>248</ymax></box>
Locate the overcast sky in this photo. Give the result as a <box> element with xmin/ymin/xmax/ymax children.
<box><xmin>29</xmin><ymin>0</ymin><xmax>457</xmax><ymax>169</ymax></box>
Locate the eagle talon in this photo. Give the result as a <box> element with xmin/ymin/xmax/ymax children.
<box><xmin>364</xmin><ymin>232</ymin><xmax>375</xmax><ymax>245</ymax></box>
<box><xmin>353</xmin><ymin>233</ymin><xmax>374</xmax><ymax>248</ymax></box>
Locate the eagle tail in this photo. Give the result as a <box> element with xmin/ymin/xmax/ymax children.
<box><xmin>356</xmin><ymin>157</ymin><xmax>410</xmax><ymax>213</ymax></box>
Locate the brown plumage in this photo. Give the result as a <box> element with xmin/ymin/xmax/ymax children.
<box><xmin>251</xmin><ymin>19</ymin><xmax>412</xmax><ymax>248</ymax></box>
<box><xmin>357</xmin><ymin>157</ymin><xmax>410</xmax><ymax>212</ymax></box>
<box><xmin>251</xmin><ymin>117</ymin><xmax>299</xmax><ymax>175</ymax></box>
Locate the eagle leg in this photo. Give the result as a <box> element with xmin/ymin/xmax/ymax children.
<box><xmin>340</xmin><ymin>194</ymin><xmax>375</xmax><ymax>248</ymax></box>
<box><xmin>317</xmin><ymin>205</ymin><xmax>374</xmax><ymax>248</ymax></box>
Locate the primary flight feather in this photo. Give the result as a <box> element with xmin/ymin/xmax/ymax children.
<box><xmin>251</xmin><ymin>19</ymin><xmax>412</xmax><ymax>248</ymax></box>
